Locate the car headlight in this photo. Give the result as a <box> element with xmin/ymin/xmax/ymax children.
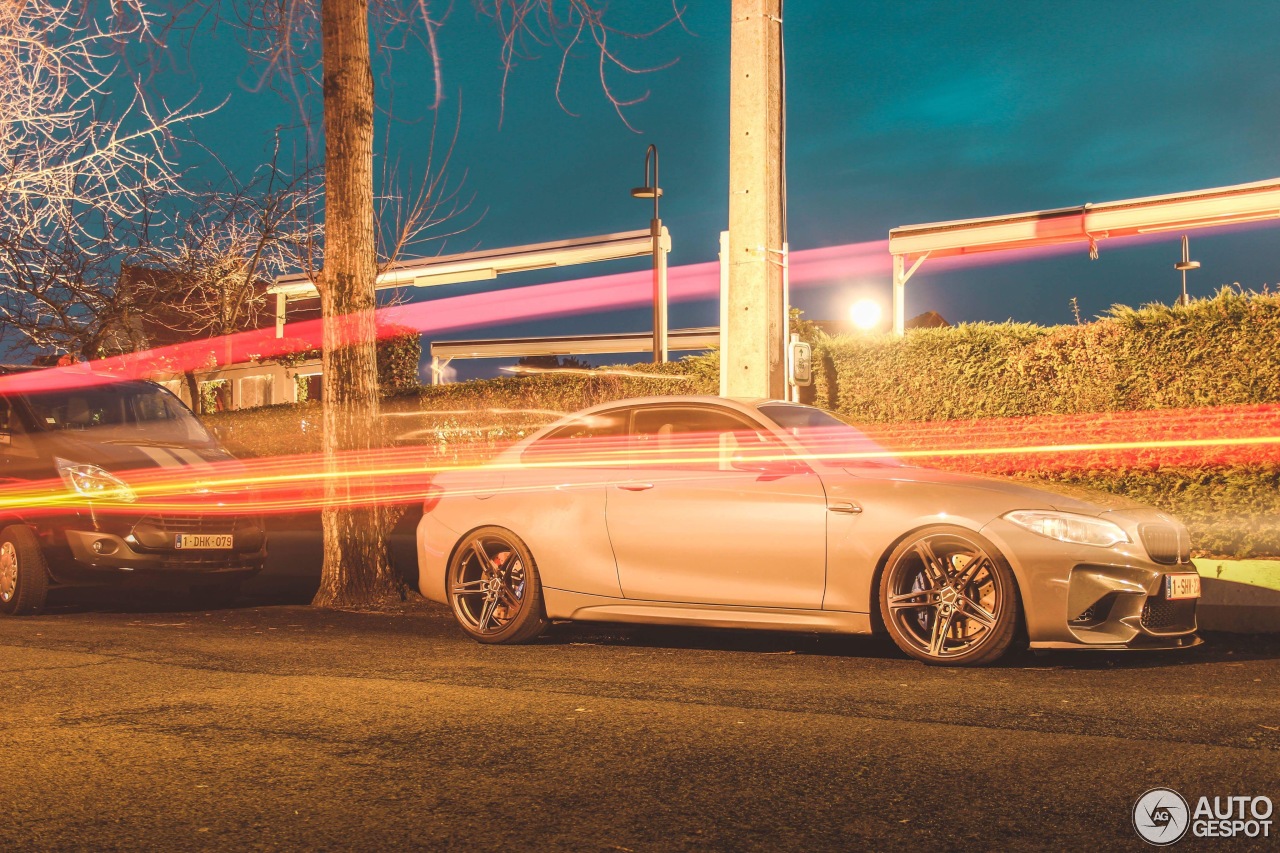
<box><xmin>55</xmin><ymin>458</ymin><xmax>137</xmax><ymax>503</ymax></box>
<box><xmin>1003</xmin><ymin>510</ymin><xmax>1129</xmax><ymax>547</ymax></box>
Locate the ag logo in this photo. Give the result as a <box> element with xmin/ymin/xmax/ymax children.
<box><xmin>1134</xmin><ymin>788</ymin><xmax>1191</xmax><ymax>845</ymax></box>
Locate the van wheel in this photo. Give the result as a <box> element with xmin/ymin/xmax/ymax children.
<box><xmin>0</xmin><ymin>525</ymin><xmax>50</xmax><ymax>616</ymax></box>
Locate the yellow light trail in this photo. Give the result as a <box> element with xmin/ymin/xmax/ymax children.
<box><xmin>4</xmin><ymin>432</ymin><xmax>1279</xmax><ymax>517</ymax></box>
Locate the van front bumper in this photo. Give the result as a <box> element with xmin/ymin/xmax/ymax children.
<box><xmin>46</xmin><ymin>514</ymin><xmax>266</xmax><ymax>586</ymax></box>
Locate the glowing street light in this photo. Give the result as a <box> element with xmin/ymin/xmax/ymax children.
<box><xmin>850</xmin><ymin>298</ymin><xmax>883</xmax><ymax>332</ymax></box>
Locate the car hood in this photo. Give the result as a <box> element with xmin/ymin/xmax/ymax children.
<box><xmin>842</xmin><ymin>465</ymin><xmax>1148</xmax><ymax>516</ymax></box>
<box><xmin>39</xmin><ymin>432</ymin><xmax>239</xmax><ymax>474</ymax></box>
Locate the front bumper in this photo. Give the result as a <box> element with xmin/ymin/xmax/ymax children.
<box><xmin>980</xmin><ymin>512</ymin><xmax>1200</xmax><ymax>649</ymax></box>
<box><xmin>44</xmin><ymin>512</ymin><xmax>266</xmax><ymax>586</ymax></box>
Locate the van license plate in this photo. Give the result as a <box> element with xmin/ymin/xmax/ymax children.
<box><xmin>175</xmin><ymin>534</ymin><xmax>233</xmax><ymax>550</ymax></box>
<box><xmin>1165</xmin><ymin>573</ymin><xmax>1201</xmax><ymax>600</ymax></box>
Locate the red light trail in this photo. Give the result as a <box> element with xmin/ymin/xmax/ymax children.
<box><xmin>3</xmin><ymin>403</ymin><xmax>1277</xmax><ymax>519</ymax></box>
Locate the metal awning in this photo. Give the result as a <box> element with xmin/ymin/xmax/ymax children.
<box><xmin>269</xmin><ymin>229</ymin><xmax>668</xmax><ymax>300</ymax></box>
<box><xmin>429</xmin><ymin>326</ymin><xmax>718</xmax><ymax>363</ymax></box>
<box><xmin>886</xmin><ymin>177</ymin><xmax>1280</xmax><ymax>334</ymax></box>
<box><xmin>267</xmin><ymin>228</ymin><xmax>671</xmax><ymax>347</ymax></box>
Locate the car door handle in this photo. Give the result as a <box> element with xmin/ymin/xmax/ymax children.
<box><xmin>616</xmin><ymin>482</ymin><xmax>655</xmax><ymax>491</ymax></box>
<box><xmin>828</xmin><ymin>501</ymin><xmax>862</xmax><ymax>514</ymax></box>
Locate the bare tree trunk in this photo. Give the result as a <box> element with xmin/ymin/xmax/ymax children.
<box><xmin>313</xmin><ymin>0</ymin><xmax>395</xmax><ymax>607</ymax></box>
<box><xmin>185</xmin><ymin>371</ymin><xmax>202</xmax><ymax>415</ymax></box>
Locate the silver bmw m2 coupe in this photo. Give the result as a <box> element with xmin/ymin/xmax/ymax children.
<box><xmin>416</xmin><ymin>396</ymin><xmax>1201</xmax><ymax>666</ymax></box>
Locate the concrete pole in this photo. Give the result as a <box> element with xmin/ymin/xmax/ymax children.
<box><xmin>724</xmin><ymin>0</ymin><xmax>786</xmax><ymax>399</ymax></box>
<box><xmin>652</xmin><ymin>220</ymin><xmax>669</xmax><ymax>363</ymax></box>
<box><xmin>892</xmin><ymin>254</ymin><xmax>906</xmax><ymax>336</ymax></box>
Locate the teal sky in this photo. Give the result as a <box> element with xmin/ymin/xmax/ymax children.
<box><xmin>171</xmin><ymin>1</ymin><xmax>1280</xmax><ymax>373</ymax></box>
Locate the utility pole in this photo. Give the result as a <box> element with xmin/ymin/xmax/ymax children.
<box><xmin>723</xmin><ymin>0</ymin><xmax>787</xmax><ymax>398</ymax></box>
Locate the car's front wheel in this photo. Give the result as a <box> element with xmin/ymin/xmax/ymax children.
<box><xmin>448</xmin><ymin>526</ymin><xmax>548</xmax><ymax>644</ymax></box>
<box><xmin>0</xmin><ymin>525</ymin><xmax>50</xmax><ymax>616</ymax></box>
<box><xmin>878</xmin><ymin>526</ymin><xmax>1020</xmax><ymax>666</ymax></box>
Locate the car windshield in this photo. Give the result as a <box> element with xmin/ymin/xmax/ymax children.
<box><xmin>20</xmin><ymin>382</ymin><xmax>216</xmax><ymax>446</ymax></box>
<box><xmin>758</xmin><ymin>404</ymin><xmax>901</xmax><ymax>467</ymax></box>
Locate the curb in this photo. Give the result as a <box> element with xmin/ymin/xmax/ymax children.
<box><xmin>1193</xmin><ymin>559</ymin><xmax>1280</xmax><ymax>633</ymax></box>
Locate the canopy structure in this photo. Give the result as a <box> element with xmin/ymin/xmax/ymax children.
<box><xmin>427</xmin><ymin>327</ymin><xmax>719</xmax><ymax>384</ymax></box>
<box><xmin>267</xmin><ymin>227</ymin><xmax>671</xmax><ymax>347</ymax></box>
<box><xmin>887</xmin><ymin>177</ymin><xmax>1280</xmax><ymax>335</ymax></box>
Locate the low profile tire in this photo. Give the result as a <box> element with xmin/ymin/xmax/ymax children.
<box><xmin>0</xmin><ymin>525</ymin><xmax>50</xmax><ymax>616</ymax></box>
<box><xmin>448</xmin><ymin>526</ymin><xmax>548</xmax><ymax>645</ymax></box>
<box><xmin>189</xmin><ymin>579</ymin><xmax>243</xmax><ymax>610</ymax></box>
<box><xmin>878</xmin><ymin>525</ymin><xmax>1020</xmax><ymax>667</ymax></box>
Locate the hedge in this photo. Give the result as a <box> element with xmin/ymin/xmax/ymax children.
<box><xmin>811</xmin><ymin>288</ymin><xmax>1280</xmax><ymax>421</ymax></box>
<box><xmin>277</xmin><ymin>324</ymin><xmax>423</xmax><ymax>403</ymax></box>
<box><xmin>202</xmin><ymin>289</ymin><xmax>1280</xmax><ymax>557</ymax></box>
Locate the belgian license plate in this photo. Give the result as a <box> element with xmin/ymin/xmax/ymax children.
<box><xmin>1165</xmin><ymin>572</ymin><xmax>1201</xmax><ymax>600</ymax></box>
<box><xmin>175</xmin><ymin>534</ymin><xmax>233</xmax><ymax>550</ymax></box>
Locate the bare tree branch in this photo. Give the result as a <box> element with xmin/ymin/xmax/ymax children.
<box><xmin>0</xmin><ymin>0</ymin><xmax>210</xmax><ymax>357</ymax></box>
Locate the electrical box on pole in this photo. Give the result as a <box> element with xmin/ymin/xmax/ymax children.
<box><xmin>787</xmin><ymin>333</ymin><xmax>811</xmax><ymax>402</ymax></box>
<box><xmin>723</xmin><ymin>0</ymin><xmax>787</xmax><ymax>398</ymax></box>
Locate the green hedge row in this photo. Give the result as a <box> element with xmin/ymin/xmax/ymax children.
<box><xmin>811</xmin><ymin>288</ymin><xmax>1280</xmax><ymax>421</ymax></box>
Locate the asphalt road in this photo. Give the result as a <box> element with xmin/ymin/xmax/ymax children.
<box><xmin>2</xmin><ymin>522</ymin><xmax>1278</xmax><ymax>851</ymax></box>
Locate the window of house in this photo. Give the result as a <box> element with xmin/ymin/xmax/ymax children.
<box><xmin>239</xmin><ymin>375</ymin><xmax>274</xmax><ymax>409</ymax></box>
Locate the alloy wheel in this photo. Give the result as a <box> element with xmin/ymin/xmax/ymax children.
<box><xmin>883</xmin><ymin>532</ymin><xmax>1006</xmax><ymax>661</ymax></box>
<box><xmin>449</xmin><ymin>534</ymin><xmax>529</xmax><ymax>636</ymax></box>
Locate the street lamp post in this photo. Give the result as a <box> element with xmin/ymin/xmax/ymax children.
<box><xmin>632</xmin><ymin>144</ymin><xmax>667</xmax><ymax>363</ymax></box>
<box><xmin>1175</xmin><ymin>234</ymin><xmax>1200</xmax><ymax>306</ymax></box>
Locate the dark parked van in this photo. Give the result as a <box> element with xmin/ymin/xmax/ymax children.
<box><xmin>0</xmin><ymin>366</ymin><xmax>266</xmax><ymax>614</ymax></box>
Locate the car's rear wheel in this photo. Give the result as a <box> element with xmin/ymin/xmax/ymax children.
<box><xmin>0</xmin><ymin>525</ymin><xmax>50</xmax><ymax>616</ymax></box>
<box><xmin>448</xmin><ymin>527</ymin><xmax>548</xmax><ymax>644</ymax></box>
<box><xmin>879</xmin><ymin>526</ymin><xmax>1019</xmax><ymax>666</ymax></box>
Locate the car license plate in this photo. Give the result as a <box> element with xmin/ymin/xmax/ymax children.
<box><xmin>175</xmin><ymin>534</ymin><xmax>233</xmax><ymax>550</ymax></box>
<box><xmin>1165</xmin><ymin>572</ymin><xmax>1201</xmax><ymax>600</ymax></box>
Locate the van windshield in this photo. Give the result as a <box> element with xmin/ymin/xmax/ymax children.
<box><xmin>20</xmin><ymin>382</ymin><xmax>215</xmax><ymax>446</ymax></box>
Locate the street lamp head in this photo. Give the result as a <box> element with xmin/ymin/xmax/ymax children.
<box><xmin>632</xmin><ymin>144</ymin><xmax>662</xmax><ymax>221</ymax></box>
<box><xmin>1175</xmin><ymin>234</ymin><xmax>1199</xmax><ymax>271</ymax></box>
<box><xmin>850</xmin><ymin>298</ymin><xmax>884</xmax><ymax>332</ymax></box>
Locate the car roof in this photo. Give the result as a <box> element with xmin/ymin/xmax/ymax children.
<box><xmin>568</xmin><ymin>395</ymin><xmax>792</xmax><ymax>415</ymax></box>
<box><xmin>498</xmin><ymin>395</ymin><xmax>812</xmax><ymax>461</ymax></box>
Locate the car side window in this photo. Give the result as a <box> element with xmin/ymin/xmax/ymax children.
<box><xmin>631</xmin><ymin>407</ymin><xmax>781</xmax><ymax>471</ymax></box>
<box><xmin>521</xmin><ymin>409</ymin><xmax>630</xmax><ymax>466</ymax></box>
<box><xmin>0</xmin><ymin>395</ymin><xmax>37</xmax><ymax>460</ymax></box>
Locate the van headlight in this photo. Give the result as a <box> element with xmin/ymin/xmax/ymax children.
<box><xmin>1003</xmin><ymin>510</ymin><xmax>1128</xmax><ymax>547</ymax></box>
<box><xmin>55</xmin><ymin>458</ymin><xmax>137</xmax><ymax>503</ymax></box>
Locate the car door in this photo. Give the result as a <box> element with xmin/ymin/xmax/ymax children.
<box><xmin>509</xmin><ymin>407</ymin><xmax>631</xmax><ymax>599</ymax></box>
<box><xmin>606</xmin><ymin>404</ymin><xmax>828</xmax><ymax>609</ymax></box>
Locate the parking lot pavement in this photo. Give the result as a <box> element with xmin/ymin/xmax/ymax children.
<box><xmin>3</xmin><ymin>565</ymin><xmax>1279</xmax><ymax>852</ymax></box>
